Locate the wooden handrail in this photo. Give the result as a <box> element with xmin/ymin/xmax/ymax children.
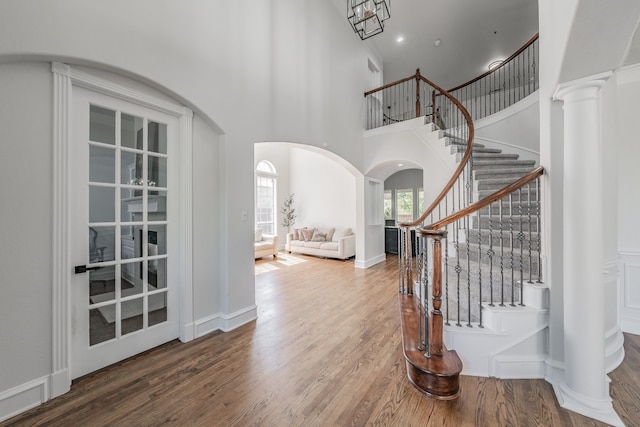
<box><xmin>398</xmin><ymin>75</ymin><xmax>475</xmax><ymax>228</ymax></box>
<box><xmin>446</xmin><ymin>33</ymin><xmax>539</xmax><ymax>93</ymax></box>
<box><xmin>422</xmin><ymin>166</ymin><xmax>544</xmax><ymax>231</ymax></box>
<box><xmin>364</xmin><ymin>74</ymin><xmax>416</xmax><ymax>97</ymax></box>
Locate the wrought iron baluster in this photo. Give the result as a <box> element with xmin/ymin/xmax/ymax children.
<box><xmin>445</xmin><ymin>237</ymin><xmax>450</xmax><ymax>326</ymax></box>
<box><xmin>499</xmin><ymin>199</ymin><xmax>505</xmax><ymax>307</ymax></box>
<box><xmin>536</xmin><ymin>178</ymin><xmax>543</xmax><ymax>283</ymax></box>
<box><xmin>423</xmin><ymin>238</ymin><xmax>430</xmax><ymax>357</ymax></box>
<box><xmin>418</xmin><ymin>238</ymin><xmax>426</xmax><ymax>351</ymax></box>
<box><xmin>527</xmin><ymin>181</ymin><xmax>534</xmax><ymax>284</ymax></box>
<box><xmin>518</xmin><ymin>188</ymin><xmax>525</xmax><ymax>306</ymax></box>
<box><xmin>510</xmin><ymin>193</ymin><xmax>516</xmax><ymax>307</ymax></box>
<box><xmin>488</xmin><ymin>201</ymin><xmax>494</xmax><ymax>307</ymax></box>
<box><xmin>455</xmin><ymin>220</ymin><xmax>461</xmax><ymax>327</ymax></box>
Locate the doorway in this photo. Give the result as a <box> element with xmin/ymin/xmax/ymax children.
<box><xmin>69</xmin><ymin>86</ymin><xmax>181</xmax><ymax>379</ymax></box>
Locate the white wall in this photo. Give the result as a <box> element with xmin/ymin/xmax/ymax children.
<box><xmin>0</xmin><ymin>0</ymin><xmax>378</xmax><ymax>418</ymax></box>
<box><xmin>289</xmin><ymin>148</ymin><xmax>356</xmax><ymax>231</ymax></box>
<box><xmin>538</xmin><ymin>0</ymin><xmax>579</xmax><ymax>378</ymax></box>
<box><xmin>192</xmin><ymin>116</ymin><xmax>222</xmax><ymax>320</ymax></box>
<box><xmin>0</xmin><ymin>61</ymin><xmax>53</xmax><ymax>394</ymax></box>
<box><xmin>474</xmin><ymin>93</ymin><xmax>541</xmax><ymax>163</ymax></box>
<box><xmin>617</xmin><ymin>65</ymin><xmax>640</xmax><ymax>334</ymax></box>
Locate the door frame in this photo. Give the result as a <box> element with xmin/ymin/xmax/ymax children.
<box><xmin>50</xmin><ymin>62</ymin><xmax>194</xmax><ymax>398</ymax></box>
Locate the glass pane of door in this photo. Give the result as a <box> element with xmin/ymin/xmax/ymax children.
<box><xmin>87</xmin><ymin>105</ymin><xmax>170</xmax><ymax>347</ymax></box>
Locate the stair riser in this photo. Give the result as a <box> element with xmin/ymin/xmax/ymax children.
<box><xmin>477</xmin><ymin>181</ymin><xmax>539</xmax><ymax>191</ymax></box>
<box><xmin>479</xmin><ymin>204</ymin><xmax>540</xmax><ymax>216</ymax></box>
<box><xmin>473</xmin><ymin>160</ymin><xmax>536</xmax><ymax>169</ymax></box>
<box><xmin>477</xmin><ymin>190</ymin><xmax>538</xmax><ymax>201</ymax></box>
<box><xmin>450</xmin><ymin>246</ymin><xmax>540</xmax><ymax>275</ymax></box>
<box><xmin>474</xmin><ymin>168</ymin><xmax>535</xmax><ymax>178</ymax></box>
<box><xmin>466</xmin><ymin>230</ymin><xmax>540</xmax><ymax>247</ymax></box>
<box><xmin>473</xmin><ymin>217</ymin><xmax>539</xmax><ymax>232</ymax></box>
<box><xmin>474</xmin><ymin>173</ymin><xmax>532</xmax><ymax>182</ymax></box>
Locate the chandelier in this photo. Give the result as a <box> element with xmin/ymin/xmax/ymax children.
<box><xmin>348</xmin><ymin>0</ymin><xmax>391</xmax><ymax>40</ymax></box>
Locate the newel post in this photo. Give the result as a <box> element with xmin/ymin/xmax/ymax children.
<box><xmin>415</xmin><ymin>68</ymin><xmax>421</xmax><ymax>118</ymax></box>
<box><xmin>429</xmin><ymin>230</ymin><xmax>447</xmax><ymax>356</ymax></box>
<box><xmin>417</xmin><ymin>228</ymin><xmax>447</xmax><ymax>356</ymax></box>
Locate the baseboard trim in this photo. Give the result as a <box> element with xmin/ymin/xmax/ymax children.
<box><xmin>621</xmin><ymin>316</ymin><xmax>640</xmax><ymax>335</ymax></box>
<box><xmin>552</xmin><ymin>381</ymin><xmax>623</xmax><ymax>427</ymax></box>
<box><xmin>0</xmin><ymin>376</ymin><xmax>49</xmax><ymax>423</ymax></box>
<box><xmin>49</xmin><ymin>369</ymin><xmax>70</xmax><ymax>399</ymax></box>
<box><xmin>355</xmin><ymin>253</ymin><xmax>386</xmax><ymax>269</ymax></box>
<box><xmin>605</xmin><ymin>326</ymin><xmax>625</xmax><ymax>373</ymax></box>
<box><xmin>544</xmin><ymin>358</ymin><xmax>565</xmax><ymax>385</ymax></box>
<box><xmin>194</xmin><ymin>305</ymin><xmax>258</xmax><ymax>338</ymax></box>
<box><xmin>491</xmin><ymin>355</ymin><xmax>546</xmax><ymax>379</ymax></box>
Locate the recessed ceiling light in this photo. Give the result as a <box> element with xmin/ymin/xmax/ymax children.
<box><xmin>434</xmin><ymin>39</ymin><xmax>441</xmax><ymax>47</ymax></box>
<box><xmin>398</xmin><ymin>163</ymin><xmax>404</xmax><ymax>167</ymax></box>
<box><xmin>396</xmin><ymin>36</ymin><xmax>404</xmax><ymax>43</ymax></box>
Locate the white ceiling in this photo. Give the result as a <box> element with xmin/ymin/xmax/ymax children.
<box><xmin>337</xmin><ymin>0</ymin><xmax>539</xmax><ymax>89</ymax></box>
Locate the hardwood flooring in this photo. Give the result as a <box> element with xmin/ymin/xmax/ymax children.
<box><xmin>3</xmin><ymin>253</ymin><xmax>640</xmax><ymax>426</ymax></box>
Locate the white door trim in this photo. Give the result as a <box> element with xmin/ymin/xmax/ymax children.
<box><xmin>50</xmin><ymin>62</ymin><xmax>194</xmax><ymax>398</ymax></box>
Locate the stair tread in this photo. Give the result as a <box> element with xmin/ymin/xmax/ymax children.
<box><xmin>473</xmin><ymin>153</ymin><xmax>519</xmax><ymax>159</ymax></box>
<box><xmin>474</xmin><ymin>159</ymin><xmax>535</xmax><ymax>165</ymax></box>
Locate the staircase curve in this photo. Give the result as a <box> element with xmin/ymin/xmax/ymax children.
<box><xmin>363</xmin><ymin>34</ymin><xmax>545</xmax><ymax>398</ymax></box>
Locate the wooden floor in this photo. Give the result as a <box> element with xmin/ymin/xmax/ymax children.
<box><xmin>4</xmin><ymin>254</ymin><xmax>640</xmax><ymax>426</ymax></box>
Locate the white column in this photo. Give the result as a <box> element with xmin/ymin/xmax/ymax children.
<box><xmin>553</xmin><ymin>72</ymin><xmax>622</xmax><ymax>426</ymax></box>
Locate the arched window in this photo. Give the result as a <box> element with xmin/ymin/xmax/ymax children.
<box><xmin>256</xmin><ymin>160</ymin><xmax>277</xmax><ymax>234</ymax></box>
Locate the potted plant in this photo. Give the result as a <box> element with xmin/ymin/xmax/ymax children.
<box><xmin>281</xmin><ymin>193</ymin><xmax>296</xmax><ymax>233</ymax></box>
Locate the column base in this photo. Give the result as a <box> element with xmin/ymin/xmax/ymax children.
<box><xmin>552</xmin><ymin>380</ymin><xmax>623</xmax><ymax>426</ymax></box>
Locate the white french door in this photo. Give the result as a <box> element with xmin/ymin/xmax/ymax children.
<box><xmin>70</xmin><ymin>87</ymin><xmax>180</xmax><ymax>379</ymax></box>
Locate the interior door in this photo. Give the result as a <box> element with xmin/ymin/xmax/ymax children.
<box><xmin>70</xmin><ymin>87</ymin><xmax>180</xmax><ymax>379</ymax></box>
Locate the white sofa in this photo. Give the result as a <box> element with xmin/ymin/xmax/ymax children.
<box><xmin>255</xmin><ymin>230</ymin><xmax>278</xmax><ymax>259</ymax></box>
<box><xmin>286</xmin><ymin>226</ymin><xmax>355</xmax><ymax>260</ymax></box>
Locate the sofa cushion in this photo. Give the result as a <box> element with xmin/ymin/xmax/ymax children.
<box><xmin>332</xmin><ymin>227</ymin><xmax>352</xmax><ymax>242</ymax></box>
<box><xmin>254</xmin><ymin>240</ymin><xmax>272</xmax><ymax>250</ymax></box>
<box><xmin>303</xmin><ymin>241</ymin><xmax>323</xmax><ymax>249</ymax></box>
<box><xmin>255</xmin><ymin>229</ymin><xmax>263</xmax><ymax>242</ymax></box>
<box><xmin>320</xmin><ymin>242</ymin><xmax>339</xmax><ymax>251</ymax></box>
<box><xmin>301</xmin><ymin>228</ymin><xmax>315</xmax><ymax>241</ymax></box>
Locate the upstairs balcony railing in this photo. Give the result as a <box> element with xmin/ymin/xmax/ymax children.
<box><xmin>446</xmin><ymin>34</ymin><xmax>539</xmax><ymax>122</ymax></box>
<box><xmin>364</xmin><ymin>34</ymin><xmax>539</xmax><ymax>131</ymax></box>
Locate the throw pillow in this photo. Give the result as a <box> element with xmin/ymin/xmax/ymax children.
<box><xmin>325</xmin><ymin>227</ymin><xmax>336</xmax><ymax>242</ymax></box>
<box><xmin>254</xmin><ymin>229</ymin><xmax>263</xmax><ymax>242</ymax></box>
<box><xmin>311</xmin><ymin>230</ymin><xmax>326</xmax><ymax>242</ymax></box>
<box><xmin>292</xmin><ymin>228</ymin><xmax>300</xmax><ymax>240</ymax></box>
<box><xmin>301</xmin><ymin>228</ymin><xmax>315</xmax><ymax>241</ymax></box>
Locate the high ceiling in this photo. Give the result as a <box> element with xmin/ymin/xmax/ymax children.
<box><xmin>337</xmin><ymin>0</ymin><xmax>539</xmax><ymax>89</ymax></box>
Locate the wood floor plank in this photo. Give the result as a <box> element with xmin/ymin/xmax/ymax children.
<box><xmin>2</xmin><ymin>253</ymin><xmax>639</xmax><ymax>426</ymax></box>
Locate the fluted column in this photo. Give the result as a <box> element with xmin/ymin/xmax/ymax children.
<box><xmin>553</xmin><ymin>72</ymin><xmax>622</xmax><ymax>426</ymax></box>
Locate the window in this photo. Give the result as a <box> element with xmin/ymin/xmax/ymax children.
<box><xmin>384</xmin><ymin>190</ymin><xmax>393</xmax><ymax>220</ymax></box>
<box><xmin>396</xmin><ymin>189</ymin><xmax>414</xmax><ymax>223</ymax></box>
<box><xmin>256</xmin><ymin>161</ymin><xmax>277</xmax><ymax>234</ymax></box>
<box><xmin>418</xmin><ymin>188</ymin><xmax>424</xmax><ymax>214</ymax></box>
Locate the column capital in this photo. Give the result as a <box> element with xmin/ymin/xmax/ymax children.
<box><xmin>553</xmin><ymin>71</ymin><xmax>613</xmax><ymax>102</ymax></box>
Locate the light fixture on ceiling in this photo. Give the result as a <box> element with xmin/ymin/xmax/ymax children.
<box><xmin>488</xmin><ymin>59</ymin><xmax>504</xmax><ymax>71</ymax></box>
<box><xmin>396</xmin><ymin>35</ymin><xmax>404</xmax><ymax>43</ymax></box>
<box><xmin>348</xmin><ymin>0</ymin><xmax>391</xmax><ymax>40</ymax></box>
<box><xmin>434</xmin><ymin>38</ymin><xmax>441</xmax><ymax>47</ymax></box>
